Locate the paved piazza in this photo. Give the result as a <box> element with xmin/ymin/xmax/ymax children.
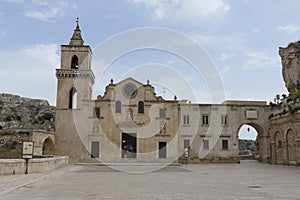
<box><xmin>0</xmin><ymin>161</ymin><xmax>299</xmax><ymax>200</ymax></box>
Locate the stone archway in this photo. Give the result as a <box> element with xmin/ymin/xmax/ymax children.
<box><xmin>238</xmin><ymin>124</ymin><xmax>258</xmax><ymax>159</ymax></box>
<box><xmin>42</xmin><ymin>137</ymin><xmax>55</xmax><ymax>155</ymax></box>
<box><xmin>237</xmin><ymin>122</ymin><xmax>267</xmax><ymax>162</ymax></box>
<box><xmin>286</xmin><ymin>129</ymin><xmax>297</xmax><ymax>165</ymax></box>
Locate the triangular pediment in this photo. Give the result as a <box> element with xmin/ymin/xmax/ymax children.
<box><xmin>115</xmin><ymin>77</ymin><xmax>145</xmax><ymax>87</ymax></box>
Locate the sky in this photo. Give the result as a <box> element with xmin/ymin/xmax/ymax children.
<box><xmin>0</xmin><ymin>0</ymin><xmax>299</xmax><ymax>139</ymax></box>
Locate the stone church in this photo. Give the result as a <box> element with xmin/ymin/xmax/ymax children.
<box><xmin>55</xmin><ymin>21</ymin><xmax>299</xmax><ymax>165</ymax></box>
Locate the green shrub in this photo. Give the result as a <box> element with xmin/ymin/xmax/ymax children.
<box><xmin>39</xmin><ymin>113</ymin><xmax>53</xmax><ymax>121</ymax></box>
<box><xmin>9</xmin><ymin>141</ymin><xmax>18</xmax><ymax>149</ymax></box>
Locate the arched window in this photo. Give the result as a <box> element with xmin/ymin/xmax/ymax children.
<box><xmin>69</xmin><ymin>87</ymin><xmax>78</xmax><ymax>109</ymax></box>
<box><xmin>138</xmin><ymin>101</ymin><xmax>144</xmax><ymax>113</ymax></box>
<box><xmin>115</xmin><ymin>101</ymin><xmax>121</xmax><ymax>113</ymax></box>
<box><xmin>71</xmin><ymin>55</ymin><xmax>78</xmax><ymax>69</ymax></box>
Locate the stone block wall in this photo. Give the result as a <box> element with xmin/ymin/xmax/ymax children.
<box><xmin>0</xmin><ymin>156</ymin><xmax>68</xmax><ymax>175</ymax></box>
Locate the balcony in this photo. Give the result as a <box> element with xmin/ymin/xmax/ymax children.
<box><xmin>56</xmin><ymin>69</ymin><xmax>95</xmax><ymax>79</ymax></box>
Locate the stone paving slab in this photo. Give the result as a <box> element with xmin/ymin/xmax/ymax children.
<box><xmin>0</xmin><ymin>161</ymin><xmax>299</xmax><ymax>200</ymax></box>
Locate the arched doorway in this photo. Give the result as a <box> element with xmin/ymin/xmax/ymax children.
<box><xmin>238</xmin><ymin>124</ymin><xmax>258</xmax><ymax>160</ymax></box>
<box><xmin>286</xmin><ymin>129</ymin><xmax>297</xmax><ymax>165</ymax></box>
<box><xmin>42</xmin><ymin>137</ymin><xmax>55</xmax><ymax>155</ymax></box>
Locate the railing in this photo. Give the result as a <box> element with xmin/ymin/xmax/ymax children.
<box><xmin>268</xmin><ymin>99</ymin><xmax>300</xmax><ymax>119</ymax></box>
<box><xmin>56</xmin><ymin>69</ymin><xmax>95</xmax><ymax>78</ymax></box>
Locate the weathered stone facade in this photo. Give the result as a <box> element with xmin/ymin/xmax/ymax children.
<box><xmin>178</xmin><ymin>101</ymin><xmax>270</xmax><ymax>164</ymax></box>
<box><xmin>270</xmin><ymin>113</ymin><xmax>300</xmax><ymax>166</ymax></box>
<box><xmin>268</xmin><ymin>41</ymin><xmax>300</xmax><ymax>166</ymax></box>
<box><xmin>55</xmin><ymin>23</ymin><xmax>272</xmax><ymax>164</ymax></box>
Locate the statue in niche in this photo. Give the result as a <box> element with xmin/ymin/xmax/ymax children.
<box><xmin>127</xmin><ymin>108</ymin><xmax>133</xmax><ymax>121</ymax></box>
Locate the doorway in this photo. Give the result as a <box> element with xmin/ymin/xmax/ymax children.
<box><xmin>159</xmin><ymin>142</ymin><xmax>167</xmax><ymax>158</ymax></box>
<box><xmin>91</xmin><ymin>141</ymin><xmax>99</xmax><ymax>158</ymax></box>
<box><xmin>122</xmin><ymin>133</ymin><xmax>137</xmax><ymax>158</ymax></box>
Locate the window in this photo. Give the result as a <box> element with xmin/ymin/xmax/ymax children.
<box><xmin>221</xmin><ymin>116</ymin><xmax>227</xmax><ymax>125</ymax></box>
<box><xmin>159</xmin><ymin>109</ymin><xmax>166</xmax><ymax>119</ymax></box>
<box><xmin>115</xmin><ymin>101</ymin><xmax>121</xmax><ymax>113</ymax></box>
<box><xmin>94</xmin><ymin>107</ymin><xmax>100</xmax><ymax>118</ymax></box>
<box><xmin>69</xmin><ymin>87</ymin><xmax>77</xmax><ymax>109</ymax></box>
<box><xmin>202</xmin><ymin>115</ymin><xmax>209</xmax><ymax>125</ymax></box>
<box><xmin>222</xmin><ymin>140</ymin><xmax>229</xmax><ymax>150</ymax></box>
<box><xmin>138</xmin><ymin>101</ymin><xmax>144</xmax><ymax>113</ymax></box>
<box><xmin>71</xmin><ymin>55</ymin><xmax>78</xmax><ymax>69</ymax></box>
<box><xmin>184</xmin><ymin>140</ymin><xmax>190</xmax><ymax>150</ymax></box>
<box><xmin>278</xmin><ymin>141</ymin><xmax>282</xmax><ymax>149</ymax></box>
<box><xmin>183</xmin><ymin>115</ymin><xmax>189</xmax><ymax>125</ymax></box>
<box><xmin>203</xmin><ymin>140</ymin><xmax>209</xmax><ymax>150</ymax></box>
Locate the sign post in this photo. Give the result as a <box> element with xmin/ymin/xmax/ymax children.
<box><xmin>22</xmin><ymin>141</ymin><xmax>34</xmax><ymax>174</ymax></box>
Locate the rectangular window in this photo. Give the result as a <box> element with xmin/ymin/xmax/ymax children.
<box><xmin>222</xmin><ymin>140</ymin><xmax>229</xmax><ymax>150</ymax></box>
<box><xmin>184</xmin><ymin>139</ymin><xmax>190</xmax><ymax>150</ymax></box>
<box><xmin>94</xmin><ymin>107</ymin><xmax>100</xmax><ymax>118</ymax></box>
<box><xmin>202</xmin><ymin>115</ymin><xmax>209</xmax><ymax>125</ymax></box>
<box><xmin>221</xmin><ymin>115</ymin><xmax>227</xmax><ymax>125</ymax></box>
<box><xmin>183</xmin><ymin>115</ymin><xmax>189</xmax><ymax>125</ymax></box>
<box><xmin>159</xmin><ymin>109</ymin><xmax>166</xmax><ymax>119</ymax></box>
<box><xmin>203</xmin><ymin>139</ymin><xmax>209</xmax><ymax>150</ymax></box>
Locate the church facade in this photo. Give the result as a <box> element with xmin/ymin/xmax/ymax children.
<box><xmin>55</xmin><ymin>22</ymin><xmax>272</xmax><ymax>164</ymax></box>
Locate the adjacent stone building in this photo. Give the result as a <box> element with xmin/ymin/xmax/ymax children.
<box><xmin>268</xmin><ymin>42</ymin><xmax>300</xmax><ymax>166</ymax></box>
<box><xmin>55</xmin><ymin>22</ymin><xmax>273</xmax><ymax>164</ymax></box>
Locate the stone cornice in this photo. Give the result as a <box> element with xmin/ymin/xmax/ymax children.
<box><xmin>56</xmin><ymin>69</ymin><xmax>95</xmax><ymax>81</ymax></box>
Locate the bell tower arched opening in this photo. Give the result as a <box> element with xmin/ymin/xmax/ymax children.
<box><xmin>71</xmin><ymin>55</ymin><xmax>79</xmax><ymax>69</ymax></box>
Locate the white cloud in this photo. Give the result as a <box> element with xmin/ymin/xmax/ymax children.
<box><xmin>127</xmin><ymin>0</ymin><xmax>230</xmax><ymax>20</ymax></box>
<box><xmin>241</xmin><ymin>51</ymin><xmax>279</xmax><ymax>70</ymax></box>
<box><xmin>24</xmin><ymin>1</ymin><xmax>77</xmax><ymax>22</ymax></box>
<box><xmin>106</xmin><ymin>13</ymin><xmax>120</xmax><ymax>20</ymax></box>
<box><xmin>192</xmin><ymin>34</ymin><xmax>244</xmax><ymax>51</ymax></box>
<box><xmin>277</xmin><ymin>25</ymin><xmax>298</xmax><ymax>34</ymax></box>
<box><xmin>0</xmin><ymin>44</ymin><xmax>59</xmax><ymax>105</ymax></box>
<box><xmin>253</xmin><ymin>28</ymin><xmax>261</xmax><ymax>33</ymax></box>
<box><xmin>0</xmin><ymin>31</ymin><xmax>6</xmax><ymax>39</ymax></box>
<box><xmin>0</xmin><ymin>0</ymin><xmax>24</xmax><ymax>3</ymax></box>
<box><xmin>32</xmin><ymin>0</ymin><xmax>48</xmax><ymax>6</ymax></box>
<box><xmin>219</xmin><ymin>52</ymin><xmax>236</xmax><ymax>61</ymax></box>
<box><xmin>21</xmin><ymin>44</ymin><xmax>59</xmax><ymax>67</ymax></box>
<box><xmin>215</xmin><ymin>65</ymin><xmax>230</xmax><ymax>81</ymax></box>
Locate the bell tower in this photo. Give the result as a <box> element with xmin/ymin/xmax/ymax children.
<box><xmin>55</xmin><ymin>19</ymin><xmax>95</xmax><ymax>163</ymax></box>
<box><xmin>56</xmin><ymin>19</ymin><xmax>94</xmax><ymax>109</ymax></box>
